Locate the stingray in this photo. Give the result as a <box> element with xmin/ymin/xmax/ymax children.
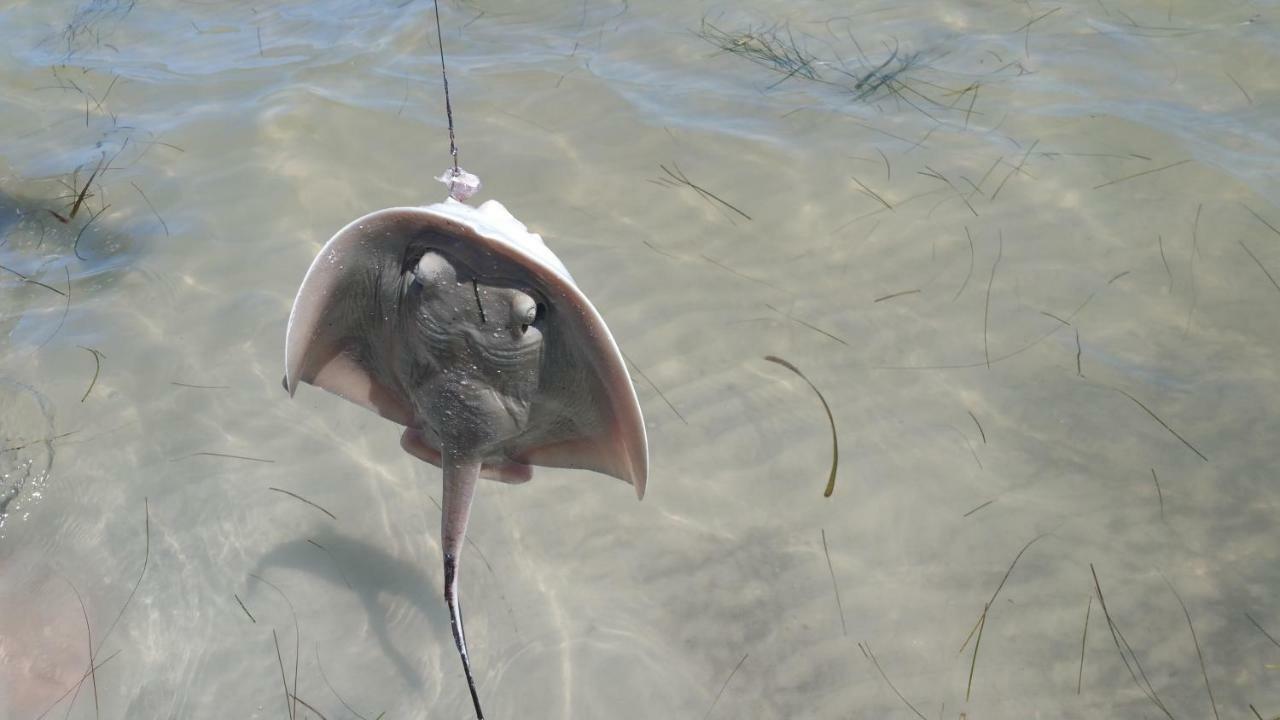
<box><xmin>284</xmin><ymin>196</ymin><xmax>648</xmax><ymax>717</ymax></box>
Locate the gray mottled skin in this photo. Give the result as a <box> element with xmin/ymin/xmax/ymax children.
<box><xmin>399</xmin><ymin>250</ymin><xmax>545</xmax><ymax>463</ymax></box>
<box><xmin>379</xmin><ymin>249</ymin><xmax>547</xmax><ymax>719</ymax></box>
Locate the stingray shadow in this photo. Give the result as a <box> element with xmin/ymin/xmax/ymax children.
<box><xmin>247</xmin><ymin>528</ymin><xmax>448</xmax><ymax>688</ymax></box>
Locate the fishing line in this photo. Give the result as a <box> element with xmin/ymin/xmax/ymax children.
<box><xmin>433</xmin><ymin>0</ymin><xmax>458</xmax><ymax>173</ymax></box>
<box><xmin>432</xmin><ymin>0</ymin><xmax>481</xmax><ymax>201</ymax></box>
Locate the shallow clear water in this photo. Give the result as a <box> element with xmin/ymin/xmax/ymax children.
<box><xmin>2</xmin><ymin>0</ymin><xmax>1279</xmax><ymax>718</ymax></box>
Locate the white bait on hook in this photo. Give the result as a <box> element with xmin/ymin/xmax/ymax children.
<box><xmin>438</xmin><ymin>167</ymin><xmax>481</xmax><ymax>201</ymax></box>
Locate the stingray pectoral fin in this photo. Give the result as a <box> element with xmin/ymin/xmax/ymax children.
<box><xmin>442</xmin><ymin>456</ymin><xmax>485</xmax><ymax>719</ymax></box>
<box><xmin>283</xmin><ymin>217</ymin><xmax>416</xmax><ymax>426</ymax></box>
<box><xmin>520</xmin><ymin>431</ymin><xmax>647</xmax><ymax>499</ymax></box>
<box><xmin>401</xmin><ymin>429</ymin><xmax>533</xmax><ymax>484</ymax></box>
<box><xmin>299</xmin><ymin>349</ymin><xmax>415</xmax><ymax>426</ymax></box>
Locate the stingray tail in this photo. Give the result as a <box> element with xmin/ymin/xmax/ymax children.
<box><xmin>442</xmin><ymin>457</ymin><xmax>485</xmax><ymax>719</ymax></box>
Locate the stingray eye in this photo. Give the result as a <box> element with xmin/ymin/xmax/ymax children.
<box><xmin>518</xmin><ymin>303</ymin><xmax>546</xmax><ymax>335</ymax></box>
<box><xmin>413</xmin><ymin>251</ymin><xmax>453</xmax><ymax>289</ymax></box>
<box><xmin>514</xmin><ymin>295</ymin><xmax>538</xmax><ymax>335</ymax></box>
